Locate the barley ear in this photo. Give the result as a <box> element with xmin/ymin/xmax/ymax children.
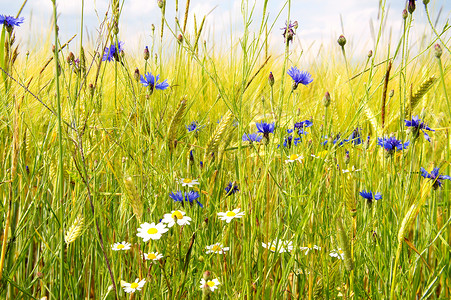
<box><xmin>406</xmin><ymin>76</ymin><xmax>436</xmax><ymax>118</ymax></box>
<box><xmin>124</xmin><ymin>176</ymin><xmax>143</xmax><ymax>222</ymax></box>
<box><xmin>167</xmin><ymin>98</ymin><xmax>187</xmax><ymax>152</ymax></box>
<box><xmin>204</xmin><ymin>110</ymin><xmax>233</xmax><ymax>163</ymax></box>
<box><xmin>65</xmin><ymin>215</ymin><xmax>84</xmax><ymax>244</ymax></box>
<box><xmin>336</xmin><ymin>217</ymin><xmax>354</xmax><ymax>271</ymax></box>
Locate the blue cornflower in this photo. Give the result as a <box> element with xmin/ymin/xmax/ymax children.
<box><xmin>102</xmin><ymin>41</ymin><xmax>123</xmax><ymax>62</ymax></box>
<box><xmin>281</xmin><ymin>20</ymin><xmax>297</xmax><ymax>43</ymax></box>
<box><xmin>185</xmin><ymin>191</ymin><xmax>203</xmax><ymax>208</ymax></box>
<box><xmin>322</xmin><ymin>134</ymin><xmax>345</xmax><ymax>147</ymax></box>
<box><xmin>405</xmin><ymin>116</ymin><xmax>434</xmax><ymax>142</ymax></box>
<box><xmin>169</xmin><ymin>191</ymin><xmax>203</xmax><ymax>208</ymax></box>
<box><xmin>287</xmin><ymin>67</ymin><xmax>313</xmax><ymax>90</ymax></box>
<box><xmin>346</xmin><ymin>128</ymin><xmax>363</xmax><ymax>145</ymax></box>
<box><xmin>225</xmin><ymin>182</ymin><xmax>239</xmax><ymax>196</ymax></box>
<box><xmin>359</xmin><ymin>190</ymin><xmax>382</xmax><ymax>204</ymax></box>
<box><xmin>256</xmin><ymin>121</ymin><xmax>275</xmax><ymax>141</ymax></box>
<box><xmin>186</xmin><ymin>121</ymin><xmax>203</xmax><ymax>133</ymax></box>
<box><xmin>140</xmin><ymin>72</ymin><xmax>169</xmax><ymax>93</ymax></box>
<box><xmin>377</xmin><ymin>137</ymin><xmax>409</xmax><ymax>155</ymax></box>
<box><xmin>0</xmin><ymin>15</ymin><xmax>24</xmax><ymax>29</ymax></box>
<box><xmin>420</xmin><ymin>167</ymin><xmax>451</xmax><ymax>189</ymax></box>
<box><xmin>242</xmin><ymin>133</ymin><xmax>263</xmax><ymax>143</ymax></box>
<box><xmin>281</xmin><ymin>135</ymin><xmax>301</xmax><ymax>148</ymax></box>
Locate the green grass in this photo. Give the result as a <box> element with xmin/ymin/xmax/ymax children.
<box><xmin>0</xmin><ymin>0</ymin><xmax>451</xmax><ymax>299</ymax></box>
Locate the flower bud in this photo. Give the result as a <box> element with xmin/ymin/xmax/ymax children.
<box><xmin>423</xmin><ymin>0</ymin><xmax>430</xmax><ymax>5</ymax></box>
<box><xmin>268</xmin><ymin>72</ymin><xmax>274</xmax><ymax>87</ymax></box>
<box><xmin>368</xmin><ymin>50</ymin><xmax>373</xmax><ymax>58</ymax></box>
<box><xmin>203</xmin><ymin>270</ymin><xmax>211</xmax><ymax>280</ymax></box>
<box><xmin>344</xmin><ymin>150</ymin><xmax>350</xmax><ymax>165</ymax></box>
<box><xmin>158</xmin><ymin>0</ymin><xmax>165</xmax><ymax>9</ymax></box>
<box><xmin>134</xmin><ymin>67</ymin><xmax>140</xmax><ymax>82</ymax></box>
<box><xmin>292</xmin><ymin>21</ymin><xmax>298</xmax><ymax>29</ymax></box>
<box><xmin>402</xmin><ymin>9</ymin><xmax>408</xmax><ymax>20</ymax></box>
<box><xmin>337</xmin><ymin>35</ymin><xmax>346</xmax><ymax>47</ymax></box>
<box><xmin>151</xmin><ymin>24</ymin><xmax>155</xmax><ymax>32</ymax></box>
<box><xmin>389</xmin><ymin>89</ymin><xmax>394</xmax><ymax>98</ymax></box>
<box><xmin>323</xmin><ymin>91</ymin><xmax>331</xmax><ymax>107</ymax></box>
<box><xmin>434</xmin><ymin>43</ymin><xmax>442</xmax><ymax>58</ymax></box>
<box><xmin>408</xmin><ymin>0</ymin><xmax>416</xmax><ymax>14</ymax></box>
<box><xmin>177</xmin><ymin>34</ymin><xmax>183</xmax><ymax>44</ymax></box>
<box><xmin>144</xmin><ymin>46</ymin><xmax>150</xmax><ymax>60</ymax></box>
<box><xmin>89</xmin><ymin>83</ymin><xmax>95</xmax><ymax>97</ymax></box>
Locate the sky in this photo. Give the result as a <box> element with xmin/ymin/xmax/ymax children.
<box><xmin>1</xmin><ymin>0</ymin><xmax>450</xmax><ymax>56</ymax></box>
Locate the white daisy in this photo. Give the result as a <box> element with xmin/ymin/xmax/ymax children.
<box><xmin>122</xmin><ymin>278</ymin><xmax>146</xmax><ymax>293</ymax></box>
<box><xmin>111</xmin><ymin>241</ymin><xmax>131</xmax><ymax>251</ymax></box>
<box><xmin>144</xmin><ymin>251</ymin><xmax>163</xmax><ymax>261</ymax></box>
<box><xmin>199</xmin><ymin>278</ymin><xmax>220</xmax><ymax>292</ymax></box>
<box><xmin>180</xmin><ymin>178</ymin><xmax>199</xmax><ymax>187</ymax></box>
<box><xmin>342</xmin><ymin>166</ymin><xmax>361</xmax><ymax>173</ymax></box>
<box><xmin>217</xmin><ymin>208</ymin><xmax>245</xmax><ymax>223</ymax></box>
<box><xmin>300</xmin><ymin>243</ymin><xmax>321</xmax><ymax>255</ymax></box>
<box><xmin>137</xmin><ymin>222</ymin><xmax>169</xmax><ymax>242</ymax></box>
<box><xmin>285</xmin><ymin>153</ymin><xmax>304</xmax><ymax>163</ymax></box>
<box><xmin>161</xmin><ymin>210</ymin><xmax>192</xmax><ymax>227</ymax></box>
<box><xmin>205</xmin><ymin>243</ymin><xmax>230</xmax><ymax>254</ymax></box>
<box><xmin>329</xmin><ymin>248</ymin><xmax>345</xmax><ymax>260</ymax></box>
<box><xmin>262</xmin><ymin>239</ymin><xmax>293</xmax><ymax>253</ymax></box>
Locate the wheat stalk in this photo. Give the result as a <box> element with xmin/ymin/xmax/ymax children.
<box><xmin>65</xmin><ymin>215</ymin><xmax>84</xmax><ymax>244</ymax></box>
<box><xmin>406</xmin><ymin>76</ymin><xmax>436</xmax><ymax>118</ymax></box>
<box><xmin>167</xmin><ymin>98</ymin><xmax>187</xmax><ymax>152</ymax></box>
<box><xmin>204</xmin><ymin>110</ymin><xmax>233</xmax><ymax>163</ymax></box>
<box><xmin>124</xmin><ymin>176</ymin><xmax>143</xmax><ymax>222</ymax></box>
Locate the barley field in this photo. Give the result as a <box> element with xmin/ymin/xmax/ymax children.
<box><xmin>0</xmin><ymin>0</ymin><xmax>450</xmax><ymax>299</ymax></box>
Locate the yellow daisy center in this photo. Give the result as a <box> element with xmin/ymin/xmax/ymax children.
<box><xmin>183</xmin><ymin>178</ymin><xmax>192</xmax><ymax>183</ymax></box>
<box><xmin>171</xmin><ymin>211</ymin><xmax>183</xmax><ymax>219</ymax></box>
<box><xmin>147</xmin><ymin>228</ymin><xmax>158</xmax><ymax>235</ymax></box>
<box><xmin>270</xmin><ymin>246</ymin><xmax>276</xmax><ymax>251</ymax></box>
<box><xmin>226</xmin><ymin>211</ymin><xmax>236</xmax><ymax>217</ymax></box>
<box><xmin>207</xmin><ymin>281</ymin><xmax>215</xmax><ymax>287</ymax></box>
<box><xmin>307</xmin><ymin>243</ymin><xmax>312</xmax><ymax>248</ymax></box>
<box><xmin>339</xmin><ymin>250</ymin><xmax>344</xmax><ymax>254</ymax></box>
<box><xmin>130</xmin><ymin>282</ymin><xmax>139</xmax><ymax>289</ymax></box>
<box><xmin>212</xmin><ymin>245</ymin><xmax>221</xmax><ymax>252</ymax></box>
<box><xmin>117</xmin><ymin>244</ymin><xmax>125</xmax><ymax>249</ymax></box>
<box><xmin>290</xmin><ymin>154</ymin><xmax>299</xmax><ymax>160</ymax></box>
<box><xmin>148</xmin><ymin>253</ymin><xmax>157</xmax><ymax>260</ymax></box>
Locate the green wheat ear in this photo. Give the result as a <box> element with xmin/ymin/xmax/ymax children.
<box><xmin>406</xmin><ymin>76</ymin><xmax>436</xmax><ymax>118</ymax></box>
<box><xmin>336</xmin><ymin>217</ymin><xmax>354</xmax><ymax>271</ymax></box>
<box><xmin>167</xmin><ymin>98</ymin><xmax>187</xmax><ymax>152</ymax></box>
<box><xmin>124</xmin><ymin>176</ymin><xmax>143</xmax><ymax>222</ymax></box>
<box><xmin>65</xmin><ymin>215</ymin><xmax>84</xmax><ymax>244</ymax></box>
<box><xmin>204</xmin><ymin>110</ymin><xmax>233</xmax><ymax>163</ymax></box>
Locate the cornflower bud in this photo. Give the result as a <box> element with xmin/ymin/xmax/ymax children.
<box><xmin>408</xmin><ymin>0</ymin><xmax>416</xmax><ymax>14</ymax></box>
<box><xmin>177</xmin><ymin>34</ymin><xmax>183</xmax><ymax>44</ymax></box>
<box><xmin>134</xmin><ymin>68</ymin><xmax>140</xmax><ymax>82</ymax></box>
<box><xmin>268</xmin><ymin>72</ymin><xmax>274</xmax><ymax>87</ymax></box>
<box><xmin>158</xmin><ymin>0</ymin><xmax>165</xmax><ymax>9</ymax></box>
<box><xmin>434</xmin><ymin>43</ymin><xmax>442</xmax><ymax>58</ymax></box>
<box><xmin>337</xmin><ymin>35</ymin><xmax>346</xmax><ymax>47</ymax></box>
<box><xmin>368</xmin><ymin>50</ymin><xmax>373</xmax><ymax>58</ymax></box>
<box><xmin>323</xmin><ymin>91</ymin><xmax>331</xmax><ymax>107</ymax></box>
<box><xmin>402</xmin><ymin>9</ymin><xmax>408</xmax><ymax>20</ymax></box>
<box><xmin>144</xmin><ymin>46</ymin><xmax>150</xmax><ymax>60</ymax></box>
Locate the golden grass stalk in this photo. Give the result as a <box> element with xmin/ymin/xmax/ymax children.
<box><xmin>390</xmin><ymin>181</ymin><xmax>433</xmax><ymax>298</ymax></box>
<box><xmin>124</xmin><ymin>176</ymin><xmax>143</xmax><ymax>222</ymax></box>
<box><xmin>65</xmin><ymin>215</ymin><xmax>84</xmax><ymax>244</ymax></box>
<box><xmin>336</xmin><ymin>217</ymin><xmax>354</xmax><ymax>272</ymax></box>
<box><xmin>167</xmin><ymin>98</ymin><xmax>187</xmax><ymax>152</ymax></box>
